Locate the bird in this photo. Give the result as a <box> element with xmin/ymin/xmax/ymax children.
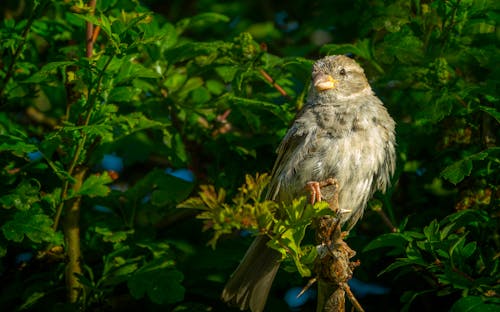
<box><xmin>221</xmin><ymin>55</ymin><xmax>396</xmax><ymax>312</ymax></box>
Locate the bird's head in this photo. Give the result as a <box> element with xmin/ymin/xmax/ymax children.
<box><xmin>310</xmin><ymin>55</ymin><xmax>372</xmax><ymax>102</ymax></box>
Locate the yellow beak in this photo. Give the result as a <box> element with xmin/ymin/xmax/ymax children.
<box><xmin>313</xmin><ymin>73</ymin><xmax>336</xmax><ymax>92</ymax></box>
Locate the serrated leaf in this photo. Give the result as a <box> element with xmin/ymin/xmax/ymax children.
<box><xmin>121</xmin><ymin>112</ymin><xmax>164</xmax><ymax>130</ymax></box>
<box><xmin>2</xmin><ymin>211</ymin><xmax>61</xmax><ymax>244</ymax></box>
<box><xmin>0</xmin><ymin>179</ymin><xmax>41</xmax><ymax>210</ymax></box>
<box><xmin>0</xmin><ymin>134</ymin><xmax>38</xmax><ymax>155</ymax></box>
<box><xmin>441</xmin><ymin>152</ymin><xmax>489</xmax><ymax>184</ymax></box>
<box><xmin>95</xmin><ymin>226</ymin><xmax>134</xmax><ymax>243</ymax></box>
<box><xmin>74</xmin><ymin>173</ymin><xmax>113</xmax><ymax>198</ymax></box>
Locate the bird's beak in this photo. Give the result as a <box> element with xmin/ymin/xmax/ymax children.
<box><xmin>313</xmin><ymin>73</ymin><xmax>336</xmax><ymax>92</ymax></box>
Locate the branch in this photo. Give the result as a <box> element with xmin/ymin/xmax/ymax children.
<box><xmin>258</xmin><ymin>69</ymin><xmax>291</xmax><ymax>99</ymax></box>
<box><xmin>86</xmin><ymin>0</ymin><xmax>97</xmax><ymax>58</ymax></box>
<box><xmin>63</xmin><ymin>167</ymin><xmax>88</xmax><ymax>303</ymax></box>
<box><xmin>55</xmin><ymin>0</ymin><xmax>99</xmax><ymax>304</ymax></box>
<box><xmin>314</xmin><ymin>180</ymin><xmax>365</xmax><ymax>312</ymax></box>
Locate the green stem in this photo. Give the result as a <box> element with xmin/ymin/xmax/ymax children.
<box><xmin>52</xmin><ymin>52</ymin><xmax>114</xmax><ymax>231</ymax></box>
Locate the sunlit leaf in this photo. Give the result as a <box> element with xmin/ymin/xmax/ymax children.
<box><xmin>73</xmin><ymin>172</ymin><xmax>113</xmax><ymax>198</ymax></box>
<box><xmin>441</xmin><ymin>152</ymin><xmax>488</xmax><ymax>184</ymax></box>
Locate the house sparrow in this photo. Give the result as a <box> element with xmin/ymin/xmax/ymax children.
<box><xmin>222</xmin><ymin>55</ymin><xmax>396</xmax><ymax>312</ymax></box>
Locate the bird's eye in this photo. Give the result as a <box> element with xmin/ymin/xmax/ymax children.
<box><xmin>339</xmin><ymin>68</ymin><xmax>346</xmax><ymax>76</ymax></box>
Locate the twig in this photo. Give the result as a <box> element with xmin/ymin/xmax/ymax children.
<box><xmin>85</xmin><ymin>0</ymin><xmax>96</xmax><ymax>58</ymax></box>
<box><xmin>258</xmin><ymin>68</ymin><xmax>291</xmax><ymax>99</ymax></box>
<box><xmin>374</xmin><ymin>206</ymin><xmax>397</xmax><ymax>232</ymax></box>
<box><xmin>25</xmin><ymin>106</ymin><xmax>58</xmax><ymax>128</ymax></box>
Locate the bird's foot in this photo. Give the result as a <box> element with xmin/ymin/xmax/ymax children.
<box><xmin>306</xmin><ymin>178</ymin><xmax>339</xmax><ymax>205</ymax></box>
<box><xmin>306</xmin><ymin>181</ymin><xmax>322</xmax><ymax>204</ymax></box>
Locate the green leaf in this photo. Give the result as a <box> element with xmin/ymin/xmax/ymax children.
<box><xmin>177</xmin><ymin>13</ymin><xmax>229</xmax><ymax>32</ymax></box>
<box><xmin>380</xmin><ymin>26</ymin><xmax>423</xmax><ymax>64</ymax></box>
<box><xmin>0</xmin><ymin>134</ymin><xmax>38</xmax><ymax>155</ymax></box>
<box><xmin>215</xmin><ymin>66</ymin><xmax>238</xmax><ymax>83</ymax></box>
<box><xmin>73</xmin><ymin>173</ymin><xmax>113</xmax><ymax>198</ymax></box>
<box><xmin>378</xmin><ymin>259</ymin><xmax>415</xmax><ymax>276</ymax></box>
<box><xmin>151</xmin><ymin>175</ymin><xmax>194</xmax><ymax>206</ymax></box>
<box><xmin>206</xmin><ymin>79</ymin><xmax>225</xmax><ymax>95</ymax></box>
<box><xmin>450</xmin><ymin>296</ymin><xmax>499</xmax><ymax>312</ymax></box>
<box><xmin>363</xmin><ymin>233</ymin><xmax>409</xmax><ymax>253</ymax></box>
<box><xmin>441</xmin><ymin>152</ymin><xmax>489</xmax><ymax>184</ymax></box>
<box><xmin>2</xmin><ymin>211</ymin><xmax>61</xmax><ymax>244</ymax></box>
<box><xmin>164</xmin><ymin>72</ymin><xmax>187</xmax><ymax>93</ymax></box>
<box><xmin>164</xmin><ymin>41</ymin><xmax>231</xmax><ymax>64</ymax></box>
<box><xmin>321</xmin><ymin>39</ymin><xmax>373</xmax><ymax>60</ymax></box>
<box><xmin>480</xmin><ymin>106</ymin><xmax>500</xmax><ymax>124</ymax></box>
<box><xmin>439</xmin><ymin>210</ymin><xmax>488</xmax><ymax>240</ymax></box>
<box><xmin>22</xmin><ymin>61</ymin><xmax>74</xmax><ymax>83</ymax></box>
<box><xmin>95</xmin><ymin>226</ymin><xmax>134</xmax><ymax>243</ymax></box>
<box><xmin>128</xmin><ymin>260</ymin><xmax>185</xmax><ymax>304</ymax></box>
<box><xmin>108</xmin><ymin>86</ymin><xmax>142</xmax><ymax>102</ymax></box>
<box><xmin>460</xmin><ymin>242</ymin><xmax>477</xmax><ymax>259</ymax></box>
<box><xmin>423</xmin><ymin>219</ymin><xmax>439</xmax><ymax>240</ymax></box>
<box><xmin>0</xmin><ymin>179</ymin><xmax>41</xmax><ymax>210</ymax></box>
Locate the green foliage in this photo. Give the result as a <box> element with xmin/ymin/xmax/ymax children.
<box><xmin>364</xmin><ymin>210</ymin><xmax>499</xmax><ymax>310</ymax></box>
<box><xmin>0</xmin><ymin>0</ymin><xmax>498</xmax><ymax>311</ymax></box>
<box><xmin>180</xmin><ymin>173</ymin><xmax>331</xmax><ymax>276</ymax></box>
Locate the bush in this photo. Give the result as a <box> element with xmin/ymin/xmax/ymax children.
<box><xmin>0</xmin><ymin>0</ymin><xmax>498</xmax><ymax>311</ymax></box>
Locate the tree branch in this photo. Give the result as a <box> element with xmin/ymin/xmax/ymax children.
<box><xmin>314</xmin><ymin>180</ymin><xmax>364</xmax><ymax>312</ymax></box>
<box><xmin>63</xmin><ymin>166</ymin><xmax>87</xmax><ymax>303</ymax></box>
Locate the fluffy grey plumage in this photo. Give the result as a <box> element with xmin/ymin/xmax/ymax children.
<box><xmin>222</xmin><ymin>55</ymin><xmax>396</xmax><ymax>312</ymax></box>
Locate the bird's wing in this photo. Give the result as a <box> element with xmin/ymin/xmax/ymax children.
<box><xmin>265</xmin><ymin>104</ymin><xmax>316</xmax><ymax>201</ymax></box>
<box><xmin>266</xmin><ymin>126</ymin><xmax>304</xmax><ymax>201</ymax></box>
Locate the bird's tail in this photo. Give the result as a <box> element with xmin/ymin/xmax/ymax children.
<box><xmin>221</xmin><ymin>235</ymin><xmax>281</xmax><ymax>312</ymax></box>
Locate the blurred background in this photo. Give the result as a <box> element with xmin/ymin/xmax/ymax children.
<box><xmin>0</xmin><ymin>0</ymin><xmax>498</xmax><ymax>311</ymax></box>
